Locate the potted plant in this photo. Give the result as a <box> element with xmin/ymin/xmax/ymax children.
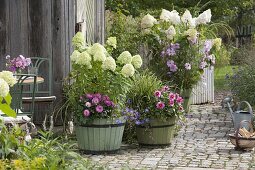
<box><xmin>125</xmin><ymin>71</ymin><xmax>184</xmax><ymax>146</ymax></box>
<box><xmin>64</xmin><ymin>32</ymin><xmax>142</xmax><ymax>153</ymax></box>
<box><xmin>140</xmin><ymin>9</ymin><xmax>223</xmax><ymax>111</ymax></box>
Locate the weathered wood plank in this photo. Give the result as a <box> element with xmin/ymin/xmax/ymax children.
<box><xmin>0</xmin><ymin>0</ymin><xmax>9</xmax><ymax>70</ymax></box>
<box><xmin>9</xmin><ymin>0</ymin><xmax>22</xmax><ymax>56</ymax></box>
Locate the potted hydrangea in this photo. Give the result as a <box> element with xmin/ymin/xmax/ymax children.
<box><xmin>65</xmin><ymin>32</ymin><xmax>142</xmax><ymax>153</ymax></box>
<box><xmin>126</xmin><ymin>82</ymin><xmax>184</xmax><ymax>146</ymax></box>
<box><xmin>140</xmin><ymin>9</ymin><xmax>222</xmax><ymax>111</ymax></box>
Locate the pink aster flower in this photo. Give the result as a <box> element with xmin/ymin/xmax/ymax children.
<box><xmin>184</xmin><ymin>63</ymin><xmax>191</xmax><ymax>70</ymax></box>
<box><xmin>85</xmin><ymin>102</ymin><xmax>91</xmax><ymax>107</ymax></box>
<box><xmin>94</xmin><ymin>93</ymin><xmax>102</xmax><ymax>100</ymax></box>
<box><xmin>169</xmin><ymin>93</ymin><xmax>176</xmax><ymax>100</ymax></box>
<box><xmin>154</xmin><ymin>90</ymin><xmax>162</xmax><ymax>98</ymax></box>
<box><xmin>176</xmin><ymin>96</ymin><xmax>184</xmax><ymax>104</ymax></box>
<box><xmin>102</xmin><ymin>95</ymin><xmax>110</xmax><ymax>101</ymax></box>
<box><xmin>86</xmin><ymin>94</ymin><xmax>93</xmax><ymax>99</ymax></box>
<box><xmin>104</xmin><ymin>100</ymin><xmax>112</xmax><ymax>107</ymax></box>
<box><xmin>92</xmin><ymin>97</ymin><xmax>100</xmax><ymax>104</ymax></box>
<box><xmin>96</xmin><ymin>105</ymin><xmax>104</xmax><ymax>113</ymax></box>
<box><xmin>178</xmin><ymin>105</ymin><xmax>184</xmax><ymax>112</ymax></box>
<box><xmin>156</xmin><ymin>102</ymin><xmax>165</xmax><ymax>109</ymax></box>
<box><xmin>199</xmin><ymin>61</ymin><xmax>207</xmax><ymax>69</ymax></box>
<box><xmin>161</xmin><ymin>86</ymin><xmax>169</xmax><ymax>92</ymax></box>
<box><xmin>83</xmin><ymin>110</ymin><xmax>90</xmax><ymax>117</ymax></box>
<box><xmin>169</xmin><ymin>99</ymin><xmax>175</xmax><ymax>107</ymax></box>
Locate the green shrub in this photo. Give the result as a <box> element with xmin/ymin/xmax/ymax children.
<box><xmin>106</xmin><ymin>10</ymin><xmax>141</xmax><ymax>59</ymax></box>
<box><xmin>228</xmin><ymin>64</ymin><xmax>255</xmax><ymax>106</ymax></box>
<box><xmin>230</xmin><ymin>45</ymin><xmax>255</xmax><ymax>65</ymax></box>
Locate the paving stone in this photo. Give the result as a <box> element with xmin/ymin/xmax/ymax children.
<box><xmin>82</xmin><ymin>104</ymin><xmax>255</xmax><ymax>169</ymax></box>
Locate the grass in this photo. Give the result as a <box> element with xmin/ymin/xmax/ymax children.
<box><xmin>214</xmin><ymin>65</ymin><xmax>237</xmax><ymax>91</ymax></box>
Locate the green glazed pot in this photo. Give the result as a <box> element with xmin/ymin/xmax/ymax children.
<box><xmin>76</xmin><ymin>117</ymin><xmax>126</xmax><ymax>153</ymax></box>
<box><xmin>136</xmin><ymin>116</ymin><xmax>176</xmax><ymax>146</ymax></box>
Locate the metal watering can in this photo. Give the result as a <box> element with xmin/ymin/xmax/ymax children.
<box><xmin>222</xmin><ymin>97</ymin><xmax>253</xmax><ymax>130</ymax></box>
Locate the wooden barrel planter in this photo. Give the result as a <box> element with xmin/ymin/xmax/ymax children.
<box><xmin>75</xmin><ymin>117</ymin><xmax>126</xmax><ymax>154</ymax></box>
<box><xmin>136</xmin><ymin>116</ymin><xmax>176</xmax><ymax>146</ymax></box>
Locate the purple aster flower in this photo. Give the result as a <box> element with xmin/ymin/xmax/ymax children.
<box><xmin>116</xmin><ymin>119</ymin><xmax>122</xmax><ymax>124</ymax></box>
<box><xmin>184</xmin><ymin>63</ymin><xmax>191</xmax><ymax>70</ymax></box>
<box><xmin>135</xmin><ymin>120</ymin><xmax>142</xmax><ymax>125</ymax></box>
<box><xmin>199</xmin><ymin>61</ymin><xmax>207</xmax><ymax>69</ymax></box>
<box><xmin>203</xmin><ymin>40</ymin><xmax>213</xmax><ymax>54</ymax></box>
<box><xmin>169</xmin><ymin>63</ymin><xmax>178</xmax><ymax>72</ymax></box>
<box><xmin>94</xmin><ymin>93</ymin><xmax>102</xmax><ymax>100</ymax></box>
<box><xmin>102</xmin><ymin>95</ymin><xmax>110</xmax><ymax>101</ymax></box>
<box><xmin>96</xmin><ymin>105</ymin><xmax>103</xmax><ymax>113</ymax></box>
<box><xmin>161</xmin><ymin>51</ymin><xmax>166</xmax><ymax>57</ymax></box>
<box><xmin>167</xmin><ymin>60</ymin><xmax>175</xmax><ymax>67</ymax></box>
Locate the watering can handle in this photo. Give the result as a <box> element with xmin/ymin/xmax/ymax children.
<box><xmin>237</xmin><ymin>101</ymin><xmax>253</xmax><ymax>115</ymax></box>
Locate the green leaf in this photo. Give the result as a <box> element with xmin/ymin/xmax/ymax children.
<box><xmin>4</xmin><ymin>93</ymin><xmax>12</xmax><ymax>105</ymax></box>
<box><xmin>0</xmin><ymin>104</ymin><xmax>16</xmax><ymax>117</ymax></box>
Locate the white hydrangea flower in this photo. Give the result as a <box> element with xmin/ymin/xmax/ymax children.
<box><xmin>142</xmin><ymin>28</ymin><xmax>151</xmax><ymax>35</ymax></box>
<box><xmin>181</xmin><ymin>10</ymin><xmax>193</xmax><ymax>24</ymax></box>
<box><xmin>141</xmin><ymin>14</ymin><xmax>157</xmax><ymax>29</ymax></box>
<box><xmin>75</xmin><ymin>51</ymin><xmax>92</xmax><ymax>68</ymax></box>
<box><xmin>184</xmin><ymin>28</ymin><xmax>198</xmax><ymax>42</ymax></box>
<box><xmin>160</xmin><ymin>9</ymin><xmax>172</xmax><ymax>21</ymax></box>
<box><xmin>117</xmin><ymin>51</ymin><xmax>132</xmax><ymax>65</ymax></box>
<box><xmin>131</xmin><ymin>55</ymin><xmax>143</xmax><ymax>69</ymax></box>
<box><xmin>196</xmin><ymin>9</ymin><xmax>211</xmax><ymax>25</ymax></box>
<box><xmin>93</xmin><ymin>50</ymin><xmax>106</xmax><ymax>62</ymax></box>
<box><xmin>86</xmin><ymin>47</ymin><xmax>92</xmax><ymax>55</ymax></box>
<box><xmin>189</xmin><ymin>17</ymin><xmax>197</xmax><ymax>28</ymax></box>
<box><xmin>0</xmin><ymin>71</ymin><xmax>16</xmax><ymax>87</ymax></box>
<box><xmin>90</xmin><ymin>43</ymin><xmax>107</xmax><ymax>55</ymax></box>
<box><xmin>102</xmin><ymin>57</ymin><xmax>116</xmax><ymax>71</ymax></box>
<box><xmin>72</xmin><ymin>32</ymin><xmax>85</xmax><ymax>50</ymax></box>
<box><xmin>106</xmin><ymin>37</ymin><xmax>117</xmax><ymax>49</ymax></box>
<box><xmin>160</xmin><ymin>9</ymin><xmax>181</xmax><ymax>25</ymax></box>
<box><xmin>165</xmin><ymin>25</ymin><xmax>176</xmax><ymax>40</ymax></box>
<box><xmin>0</xmin><ymin>78</ymin><xmax>9</xmax><ymax>97</ymax></box>
<box><xmin>213</xmin><ymin>38</ymin><xmax>222</xmax><ymax>50</ymax></box>
<box><xmin>70</xmin><ymin>50</ymin><xmax>81</xmax><ymax>63</ymax></box>
<box><xmin>121</xmin><ymin>64</ymin><xmax>135</xmax><ymax>77</ymax></box>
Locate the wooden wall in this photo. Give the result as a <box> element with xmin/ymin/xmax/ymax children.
<box><xmin>0</xmin><ymin>0</ymin><xmax>75</xmax><ymax>98</ymax></box>
<box><xmin>0</xmin><ymin>0</ymin><xmax>105</xmax><ymax>124</ymax></box>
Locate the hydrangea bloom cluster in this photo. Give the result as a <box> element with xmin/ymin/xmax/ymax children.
<box><xmin>79</xmin><ymin>93</ymin><xmax>115</xmax><ymax>118</ymax></box>
<box><xmin>6</xmin><ymin>55</ymin><xmax>31</xmax><ymax>72</ymax></box>
<box><xmin>70</xmin><ymin>34</ymin><xmax>142</xmax><ymax>77</ymax></box>
<box><xmin>141</xmin><ymin>8</ymin><xmax>222</xmax><ymax>89</ymax></box>
<box><xmin>125</xmin><ymin>86</ymin><xmax>184</xmax><ymax>125</ymax></box>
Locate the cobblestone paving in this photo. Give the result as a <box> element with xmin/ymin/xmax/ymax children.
<box><xmin>84</xmin><ymin>104</ymin><xmax>255</xmax><ymax>170</ymax></box>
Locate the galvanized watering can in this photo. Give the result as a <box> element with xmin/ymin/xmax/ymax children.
<box><xmin>222</xmin><ymin>97</ymin><xmax>253</xmax><ymax>130</ymax></box>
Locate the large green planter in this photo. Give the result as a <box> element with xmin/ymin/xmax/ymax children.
<box><xmin>181</xmin><ymin>88</ymin><xmax>192</xmax><ymax>113</ymax></box>
<box><xmin>76</xmin><ymin>117</ymin><xmax>126</xmax><ymax>153</ymax></box>
<box><xmin>136</xmin><ymin>116</ymin><xmax>176</xmax><ymax>146</ymax></box>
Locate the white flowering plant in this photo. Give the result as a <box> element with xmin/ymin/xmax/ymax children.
<box><xmin>64</xmin><ymin>32</ymin><xmax>142</xmax><ymax>124</ymax></box>
<box><xmin>0</xmin><ymin>71</ymin><xmax>17</xmax><ymax>117</ymax></box>
<box><xmin>140</xmin><ymin>9</ymin><xmax>223</xmax><ymax>90</ymax></box>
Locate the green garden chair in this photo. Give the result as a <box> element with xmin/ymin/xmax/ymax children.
<box><xmin>22</xmin><ymin>57</ymin><xmax>56</xmax><ymax>126</ymax></box>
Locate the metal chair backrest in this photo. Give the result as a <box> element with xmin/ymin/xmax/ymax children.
<box><xmin>26</xmin><ymin>57</ymin><xmax>53</xmax><ymax>96</ymax></box>
<box><xmin>10</xmin><ymin>74</ymin><xmax>37</xmax><ymax>117</ymax></box>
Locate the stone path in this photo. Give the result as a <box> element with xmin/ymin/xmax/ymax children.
<box><xmin>84</xmin><ymin>104</ymin><xmax>255</xmax><ymax>170</ymax></box>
